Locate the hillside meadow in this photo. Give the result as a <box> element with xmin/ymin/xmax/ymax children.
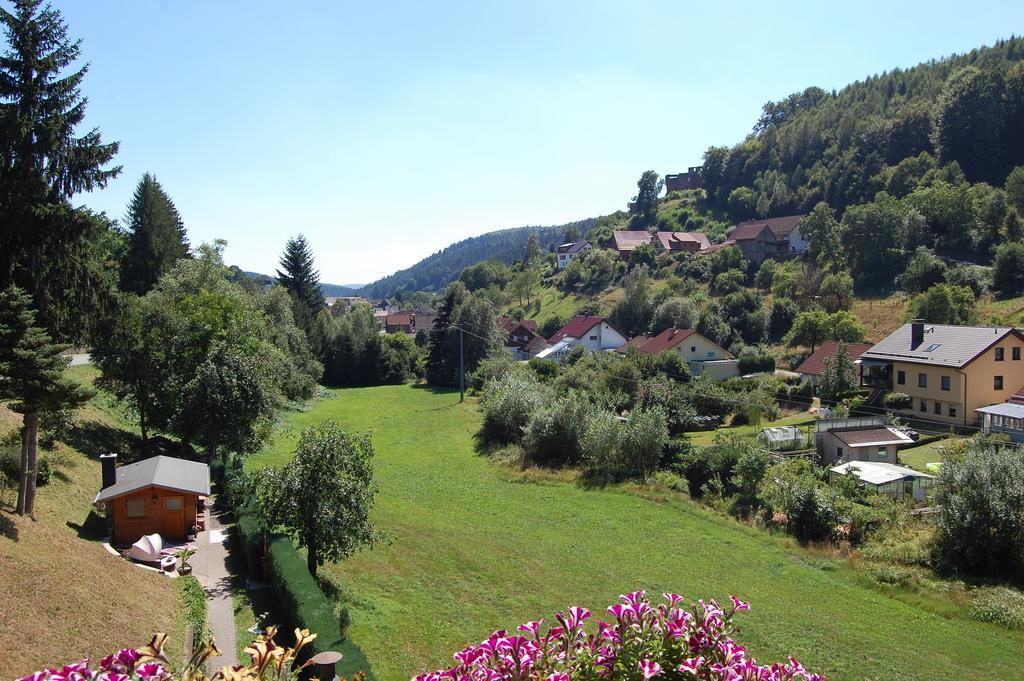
<box><xmin>248</xmin><ymin>384</ymin><xmax>1024</xmax><ymax>681</ymax></box>
<box><xmin>0</xmin><ymin>366</ymin><xmax>184</xmax><ymax>680</ymax></box>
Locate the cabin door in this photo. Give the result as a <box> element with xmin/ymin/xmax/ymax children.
<box><xmin>164</xmin><ymin>496</ymin><xmax>186</xmax><ymax>538</ymax></box>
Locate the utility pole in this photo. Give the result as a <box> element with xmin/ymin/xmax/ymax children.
<box><xmin>459</xmin><ymin>326</ymin><xmax>465</xmax><ymax>402</ymax></box>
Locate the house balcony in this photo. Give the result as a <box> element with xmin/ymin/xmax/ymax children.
<box><xmin>859</xmin><ymin>360</ymin><xmax>892</xmax><ymax>390</ymax></box>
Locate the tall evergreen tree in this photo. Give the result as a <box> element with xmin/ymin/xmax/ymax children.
<box><xmin>0</xmin><ymin>0</ymin><xmax>121</xmax><ymax>340</ymax></box>
<box><xmin>276</xmin><ymin>234</ymin><xmax>324</xmax><ymax>337</ymax></box>
<box><xmin>0</xmin><ymin>286</ymin><xmax>92</xmax><ymax>516</ymax></box>
<box><xmin>120</xmin><ymin>173</ymin><xmax>190</xmax><ymax>294</ymax></box>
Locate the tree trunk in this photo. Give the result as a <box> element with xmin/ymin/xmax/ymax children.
<box><xmin>23</xmin><ymin>412</ymin><xmax>40</xmax><ymax>517</ymax></box>
<box><xmin>16</xmin><ymin>418</ymin><xmax>29</xmax><ymax>515</ymax></box>
<box><xmin>307</xmin><ymin>537</ymin><xmax>318</xmax><ymax>578</ymax></box>
<box><xmin>206</xmin><ymin>443</ymin><xmax>216</xmax><ymax>466</ymax></box>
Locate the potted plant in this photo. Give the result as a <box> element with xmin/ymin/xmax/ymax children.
<box><xmin>175</xmin><ymin>547</ymin><xmax>196</xmax><ymax>576</ymax></box>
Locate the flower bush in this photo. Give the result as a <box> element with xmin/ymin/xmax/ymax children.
<box><xmin>16</xmin><ymin>627</ymin><xmax>365</xmax><ymax>681</ymax></box>
<box><xmin>413</xmin><ymin>591</ymin><xmax>822</xmax><ymax>681</ymax></box>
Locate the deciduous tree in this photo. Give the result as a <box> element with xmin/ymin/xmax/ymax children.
<box><xmin>257</xmin><ymin>421</ymin><xmax>380</xmax><ymax>577</ymax></box>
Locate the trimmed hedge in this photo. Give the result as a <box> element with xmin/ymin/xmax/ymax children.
<box><xmin>234</xmin><ymin>509</ymin><xmax>371</xmax><ymax>678</ymax></box>
<box><xmin>179</xmin><ymin>575</ymin><xmax>209</xmax><ymax>644</ymax></box>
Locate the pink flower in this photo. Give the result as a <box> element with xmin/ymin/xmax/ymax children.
<box><xmin>678</xmin><ymin>657</ymin><xmax>706</xmax><ymax>676</ymax></box>
<box><xmin>639</xmin><ymin>659</ymin><xmax>662</xmax><ymax>679</ymax></box>
<box><xmin>135</xmin><ymin>664</ymin><xmax>164</xmax><ymax>680</ymax></box>
<box><xmin>730</xmin><ymin>595</ymin><xmax>750</xmax><ymax>613</ymax></box>
<box><xmin>114</xmin><ymin>651</ymin><xmax>139</xmax><ymax>668</ymax></box>
<box><xmin>663</xmin><ymin>593</ymin><xmax>684</xmax><ymax>607</ymax></box>
<box><xmin>517</xmin><ymin>620</ymin><xmax>544</xmax><ymax>637</ymax></box>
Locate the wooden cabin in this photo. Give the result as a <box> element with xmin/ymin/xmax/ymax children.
<box><xmin>94</xmin><ymin>454</ymin><xmax>210</xmax><ymax>546</ymax></box>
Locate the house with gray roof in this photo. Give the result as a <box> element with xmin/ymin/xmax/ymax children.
<box><xmin>859</xmin><ymin>320</ymin><xmax>1024</xmax><ymax>426</ymax></box>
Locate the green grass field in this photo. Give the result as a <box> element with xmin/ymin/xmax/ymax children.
<box><xmin>248</xmin><ymin>385</ymin><xmax>1024</xmax><ymax>681</ymax></box>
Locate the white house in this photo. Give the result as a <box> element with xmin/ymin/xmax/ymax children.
<box><xmin>546</xmin><ymin>315</ymin><xmax>628</xmax><ymax>352</ymax></box>
<box><xmin>556</xmin><ymin>241</ymin><xmax>592</xmax><ymax>269</ymax></box>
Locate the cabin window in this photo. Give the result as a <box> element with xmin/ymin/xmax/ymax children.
<box><xmin>1015</xmin><ymin>347</ymin><xmax>1022</xmax><ymax>361</ymax></box>
<box><xmin>941</xmin><ymin>376</ymin><xmax>950</xmax><ymax>391</ymax></box>
<box><xmin>897</xmin><ymin>370</ymin><xmax>905</xmax><ymax>385</ymax></box>
<box><xmin>165</xmin><ymin>497</ymin><xmax>182</xmax><ymax>511</ymax></box>
<box><xmin>918</xmin><ymin>373</ymin><xmax>927</xmax><ymax>388</ymax></box>
<box><xmin>126</xmin><ymin>498</ymin><xmax>146</xmax><ymax>518</ymax></box>
<box><xmin>996</xmin><ymin>348</ymin><xmax>1005</xmax><ymax>361</ymax></box>
<box><xmin>995</xmin><ymin>376</ymin><xmax>1004</xmax><ymax>390</ymax></box>
<box><xmin>836</xmin><ymin>447</ymin><xmax>843</xmax><ymax>460</ymax></box>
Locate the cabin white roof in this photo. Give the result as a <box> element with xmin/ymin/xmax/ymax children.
<box><xmin>830</xmin><ymin>461</ymin><xmax>934</xmax><ymax>486</ymax></box>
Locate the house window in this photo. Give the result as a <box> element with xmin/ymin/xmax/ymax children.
<box><xmin>877</xmin><ymin>447</ymin><xmax>887</xmax><ymax>459</ymax></box>
<box><xmin>995</xmin><ymin>376</ymin><xmax>1004</xmax><ymax>390</ymax></box>
<box><xmin>1015</xmin><ymin>347</ymin><xmax>1021</xmax><ymax>361</ymax></box>
<box><xmin>707</xmin><ymin>351</ymin><xmax>715</xmax><ymax>358</ymax></box>
<box><xmin>897</xmin><ymin>370</ymin><xmax>905</xmax><ymax>385</ymax></box>
<box><xmin>920</xmin><ymin>400</ymin><xmax>927</xmax><ymax>412</ymax></box>
<box><xmin>836</xmin><ymin>447</ymin><xmax>843</xmax><ymax>460</ymax></box>
<box><xmin>126</xmin><ymin>498</ymin><xmax>146</xmax><ymax>518</ymax></box>
<box><xmin>996</xmin><ymin>347</ymin><xmax>1005</xmax><ymax>361</ymax></box>
<box><xmin>941</xmin><ymin>376</ymin><xmax>950</xmax><ymax>391</ymax></box>
<box><xmin>934</xmin><ymin>401</ymin><xmax>941</xmax><ymax>415</ymax></box>
<box><xmin>949</xmin><ymin>406</ymin><xmax>957</xmax><ymax>418</ymax></box>
<box><xmin>690</xmin><ymin>346</ymin><xmax>696</xmax><ymax>353</ymax></box>
<box><xmin>918</xmin><ymin>373</ymin><xmax>927</xmax><ymax>388</ymax></box>
<box><xmin>589</xmin><ymin>335</ymin><xmax>598</xmax><ymax>341</ymax></box>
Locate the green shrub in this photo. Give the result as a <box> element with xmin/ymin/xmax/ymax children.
<box><xmin>738</xmin><ymin>351</ymin><xmax>776</xmax><ymax>375</ymax></box>
<box><xmin>528</xmin><ymin>358</ymin><xmax>560</xmax><ymax>381</ymax></box>
<box><xmin>179</xmin><ymin>575</ymin><xmax>210</xmax><ymax>643</ymax></box>
<box><xmin>969</xmin><ymin>586</ymin><xmax>1024</xmax><ymax>629</ymax></box>
<box><xmin>523</xmin><ymin>392</ymin><xmax>595</xmax><ymax>466</ymax></box>
<box><xmin>786</xmin><ymin>483</ymin><xmax>838</xmax><ymax>543</ymax></box>
<box><xmin>480</xmin><ymin>371</ymin><xmax>545</xmax><ymax>444</ymax></box>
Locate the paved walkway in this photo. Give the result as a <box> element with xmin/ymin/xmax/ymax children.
<box><xmin>195</xmin><ymin>506</ymin><xmax>237</xmax><ymax>670</ymax></box>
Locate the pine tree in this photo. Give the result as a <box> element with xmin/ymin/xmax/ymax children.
<box><xmin>0</xmin><ymin>286</ymin><xmax>92</xmax><ymax>516</ymax></box>
<box><xmin>120</xmin><ymin>173</ymin><xmax>190</xmax><ymax>294</ymax></box>
<box><xmin>0</xmin><ymin>0</ymin><xmax>121</xmax><ymax>340</ymax></box>
<box><xmin>523</xmin><ymin>232</ymin><xmax>542</xmax><ymax>266</ymax></box>
<box><xmin>276</xmin><ymin>235</ymin><xmax>324</xmax><ymax>337</ymax></box>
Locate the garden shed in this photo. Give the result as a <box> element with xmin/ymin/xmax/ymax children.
<box><xmin>829</xmin><ymin>461</ymin><xmax>935</xmax><ymax>501</ymax></box>
<box><xmin>756</xmin><ymin>426</ymin><xmax>806</xmax><ymax>451</ymax></box>
<box><xmin>94</xmin><ymin>454</ymin><xmax>209</xmax><ymax>545</ymax></box>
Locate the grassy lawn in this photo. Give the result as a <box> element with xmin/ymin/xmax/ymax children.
<box><xmin>0</xmin><ymin>365</ymin><xmax>184</xmax><ymax>679</ymax></box>
<box><xmin>248</xmin><ymin>385</ymin><xmax>1024</xmax><ymax>680</ymax></box>
<box><xmin>682</xmin><ymin>410</ymin><xmax>815</xmax><ymax>446</ymax></box>
<box><xmin>898</xmin><ymin>437</ymin><xmax>958</xmax><ymax>472</ymax></box>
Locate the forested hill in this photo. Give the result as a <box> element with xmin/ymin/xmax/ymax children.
<box><xmin>358</xmin><ymin>219</ymin><xmax>596</xmax><ymax>298</ymax></box>
<box><xmin>701</xmin><ymin>37</ymin><xmax>1024</xmax><ymax>219</ymax></box>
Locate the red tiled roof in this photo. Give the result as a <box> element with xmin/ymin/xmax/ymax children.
<box><xmin>795</xmin><ymin>341</ymin><xmax>873</xmax><ymax>377</ymax></box>
<box><xmin>730</xmin><ymin>214</ymin><xmax>806</xmax><ymax>242</ymax></box>
<box><xmin>616</xmin><ymin>335</ymin><xmax>652</xmax><ymax>353</ymax></box>
<box><xmin>655</xmin><ymin>231</ymin><xmax>711</xmax><ymax>252</ymax></box>
<box><xmin>524</xmin><ymin>335</ymin><xmax>551</xmax><ymax>355</ymax></box>
<box><xmin>548</xmin><ymin>315</ymin><xmax>606</xmax><ymax>343</ymax></box>
<box><xmin>386</xmin><ymin>312</ymin><xmax>412</xmax><ymax>326</ymax></box>
<box><xmin>625</xmin><ymin>327</ymin><xmax>698</xmax><ymax>355</ymax></box>
<box><xmin>500</xmin><ymin>317</ymin><xmax>537</xmax><ymax>334</ymax></box>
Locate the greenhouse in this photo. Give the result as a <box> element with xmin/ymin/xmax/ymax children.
<box><xmin>756</xmin><ymin>426</ymin><xmax>807</xmax><ymax>451</ymax></box>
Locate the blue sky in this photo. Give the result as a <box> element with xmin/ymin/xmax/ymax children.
<box><xmin>56</xmin><ymin>0</ymin><xmax>1023</xmax><ymax>284</ymax></box>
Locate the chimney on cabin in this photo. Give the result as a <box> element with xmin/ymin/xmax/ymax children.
<box><xmin>100</xmin><ymin>453</ymin><xmax>117</xmax><ymax>489</ymax></box>
<box><xmin>910</xmin><ymin>319</ymin><xmax>925</xmax><ymax>350</ymax></box>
